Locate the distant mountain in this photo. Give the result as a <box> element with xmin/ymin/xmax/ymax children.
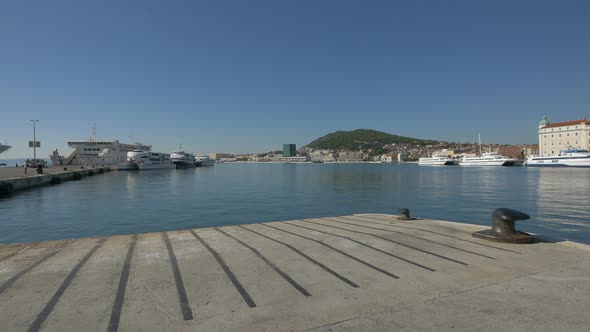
<box><xmin>305</xmin><ymin>129</ymin><xmax>436</xmax><ymax>151</ymax></box>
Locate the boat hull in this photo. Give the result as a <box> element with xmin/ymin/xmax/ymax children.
<box><xmin>460</xmin><ymin>160</ymin><xmax>521</xmax><ymax>166</ymax></box>
<box><xmin>196</xmin><ymin>160</ymin><xmax>215</xmax><ymax>167</ymax></box>
<box><xmin>173</xmin><ymin>161</ymin><xmax>196</xmax><ymax>169</ymax></box>
<box><xmin>137</xmin><ymin>163</ymin><xmax>176</xmax><ymax>170</ymax></box>
<box><xmin>418</xmin><ymin>160</ymin><xmax>458</xmax><ymax>166</ymax></box>
<box><xmin>116</xmin><ymin>162</ymin><xmax>139</xmax><ymax>171</ymax></box>
<box><xmin>525</xmin><ymin>158</ymin><xmax>590</xmax><ymax>167</ymax></box>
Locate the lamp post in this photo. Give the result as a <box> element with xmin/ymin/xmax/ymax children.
<box><xmin>30</xmin><ymin>120</ymin><xmax>39</xmax><ymax>160</ymax></box>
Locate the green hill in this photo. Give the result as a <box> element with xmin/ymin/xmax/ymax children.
<box><xmin>305</xmin><ymin>129</ymin><xmax>436</xmax><ymax>151</ymax></box>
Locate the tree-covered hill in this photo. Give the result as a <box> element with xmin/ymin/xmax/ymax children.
<box><xmin>305</xmin><ymin>129</ymin><xmax>436</xmax><ymax>151</ymax></box>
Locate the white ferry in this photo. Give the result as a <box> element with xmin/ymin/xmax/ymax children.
<box><xmin>195</xmin><ymin>154</ymin><xmax>215</xmax><ymax>167</ymax></box>
<box><xmin>50</xmin><ymin>139</ymin><xmax>152</xmax><ymax>167</ymax></box>
<box><xmin>122</xmin><ymin>150</ymin><xmax>176</xmax><ymax>170</ymax></box>
<box><xmin>0</xmin><ymin>143</ymin><xmax>11</xmax><ymax>155</ymax></box>
<box><xmin>525</xmin><ymin>149</ymin><xmax>590</xmax><ymax>167</ymax></box>
<box><xmin>170</xmin><ymin>150</ymin><xmax>196</xmax><ymax>168</ymax></box>
<box><xmin>460</xmin><ymin>152</ymin><xmax>520</xmax><ymax>167</ymax></box>
<box><xmin>418</xmin><ymin>155</ymin><xmax>458</xmax><ymax>166</ymax></box>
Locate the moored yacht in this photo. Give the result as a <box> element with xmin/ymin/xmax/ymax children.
<box><xmin>418</xmin><ymin>155</ymin><xmax>458</xmax><ymax>166</ymax></box>
<box><xmin>460</xmin><ymin>152</ymin><xmax>520</xmax><ymax>166</ymax></box>
<box><xmin>195</xmin><ymin>154</ymin><xmax>215</xmax><ymax>167</ymax></box>
<box><xmin>170</xmin><ymin>150</ymin><xmax>196</xmax><ymax>168</ymax></box>
<box><xmin>525</xmin><ymin>149</ymin><xmax>590</xmax><ymax>167</ymax></box>
<box><xmin>119</xmin><ymin>150</ymin><xmax>176</xmax><ymax>170</ymax></box>
<box><xmin>459</xmin><ymin>133</ymin><xmax>520</xmax><ymax>166</ymax></box>
<box><xmin>132</xmin><ymin>151</ymin><xmax>176</xmax><ymax>170</ymax></box>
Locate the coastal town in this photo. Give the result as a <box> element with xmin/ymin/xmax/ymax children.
<box><xmin>186</xmin><ymin>116</ymin><xmax>590</xmax><ymax>164</ymax></box>
<box><xmin>1</xmin><ymin>116</ymin><xmax>589</xmax><ymax>167</ymax></box>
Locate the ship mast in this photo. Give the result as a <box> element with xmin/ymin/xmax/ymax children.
<box><xmin>478</xmin><ymin>133</ymin><xmax>482</xmax><ymax>155</ymax></box>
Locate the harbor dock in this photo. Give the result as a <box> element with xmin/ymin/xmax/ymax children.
<box><xmin>0</xmin><ymin>166</ymin><xmax>110</xmax><ymax>195</ymax></box>
<box><xmin>1</xmin><ymin>214</ymin><xmax>589</xmax><ymax>331</ymax></box>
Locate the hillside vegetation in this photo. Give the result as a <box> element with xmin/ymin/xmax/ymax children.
<box><xmin>305</xmin><ymin>129</ymin><xmax>436</xmax><ymax>151</ymax></box>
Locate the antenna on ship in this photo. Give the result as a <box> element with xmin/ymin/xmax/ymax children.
<box><xmin>478</xmin><ymin>133</ymin><xmax>482</xmax><ymax>155</ymax></box>
<box><xmin>92</xmin><ymin>123</ymin><xmax>97</xmax><ymax>141</ymax></box>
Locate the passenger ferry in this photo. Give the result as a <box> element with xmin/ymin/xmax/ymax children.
<box><xmin>418</xmin><ymin>155</ymin><xmax>458</xmax><ymax>166</ymax></box>
<box><xmin>50</xmin><ymin>139</ymin><xmax>151</xmax><ymax>167</ymax></box>
<box><xmin>170</xmin><ymin>150</ymin><xmax>196</xmax><ymax>168</ymax></box>
<box><xmin>525</xmin><ymin>149</ymin><xmax>590</xmax><ymax>167</ymax></box>
<box><xmin>460</xmin><ymin>152</ymin><xmax>520</xmax><ymax>166</ymax></box>
<box><xmin>459</xmin><ymin>133</ymin><xmax>520</xmax><ymax>166</ymax></box>
<box><xmin>121</xmin><ymin>150</ymin><xmax>176</xmax><ymax>170</ymax></box>
<box><xmin>195</xmin><ymin>154</ymin><xmax>215</xmax><ymax>167</ymax></box>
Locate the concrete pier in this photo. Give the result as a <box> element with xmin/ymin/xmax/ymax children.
<box><xmin>0</xmin><ymin>166</ymin><xmax>110</xmax><ymax>195</ymax></box>
<box><xmin>1</xmin><ymin>214</ymin><xmax>589</xmax><ymax>331</ymax></box>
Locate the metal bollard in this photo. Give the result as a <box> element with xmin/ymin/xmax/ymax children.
<box><xmin>397</xmin><ymin>208</ymin><xmax>417</xmax><ymax>220</ymax></box>
<box><xmin>473</xmin><ymin>208</ymin><xmax>533</xmax><ymax>244</ymax></box>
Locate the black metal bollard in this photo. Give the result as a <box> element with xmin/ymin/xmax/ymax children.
<box><xmin>397</xmin><ymin>208</ymin><xmax>417</xmax><ymax>220</ymax></box>
<box><xmin>473</xmin><ymin>208</ymin><xmax>533</xmax><ymax>244</ymax></box>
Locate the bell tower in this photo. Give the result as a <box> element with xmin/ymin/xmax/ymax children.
<box><xmin>538</xmin><ymin>116</ymin><xmax>550</xmax><ymax>156</ymax></box>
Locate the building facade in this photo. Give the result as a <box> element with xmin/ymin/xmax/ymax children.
<box><xmin>283</xmin><ymin>144</ymin><xmax>296</xmax><ymax>157</ymax></box>
<box><xmin>497</xmin><ymin>145</ymin><xmax>524</xmax><ymax>159</ymax></box>
<box><xmin>209</xmin><ymin>153</ymin><xmax>234</xmax><ymax>161</ymax></box>
<box><xmin>525</xmin><ymin>144</ymin><xmax>539</xmax><ymax>157</ymax></box>
<box><xmin>338</xmin><ymin>151</ymin><xmax>366</xmax><ymax>162</ymax></box>
<box><xmin>538</xmin><ymin>117</ymin><xmax>590</xmax><ymax>156</ymax></box>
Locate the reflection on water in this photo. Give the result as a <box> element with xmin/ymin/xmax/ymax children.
<box><xmin>535</xmin><ymin>168</ymin><xmax>590</xmax><ymax>235</ymax></box>
<box><xmin>1</xmin><ymin>164</ymin><xmax>589</xmax><ymax>244</ymax></box>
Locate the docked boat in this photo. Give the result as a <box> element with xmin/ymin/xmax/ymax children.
<box><xmin>460</xmin><ymin>152</ymin><xmax>520</xmax><ymax>166</ymax></box>
<box><xmin>195</xmin><ymin>154</ymin><xmax>215</xmax><ymax>167</ymax></box>
<box><xmin>0</xmin><ymin>143</ymin><xmax>11</xmax><ymax>155</ymax></box>
<box><xmin>50</xmin><ymin>139</ymin><xmax>151</xmax><ymax>167</ymax></box>
<box><xmin>125</xmin><ymin>150</ymin><xmax>176</xmax><ymax>170</ymax></box>
<box><xmin>459</xmin><ymin>133</ymin><xmax>520</xmax><ymax>166</ymax></box>
<box><xmin>170</xmin><ymin>150</ymin><xmax>196</xmax><ymax>168</ymax></box>
<box><xmin>418</xmin><ymin>155</ymin><xmax>458</xmax><ymax>166</ymax></box>
<box><xmin>525</xmin><ymin>149</ymin><xmax>590</xmax><ymax>167</ymax></box>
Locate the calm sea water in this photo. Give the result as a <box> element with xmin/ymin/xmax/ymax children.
<box><xmin>1</xmin><ymin>163</ymin><xmax>589</xmax><ymax>244</ymax></box>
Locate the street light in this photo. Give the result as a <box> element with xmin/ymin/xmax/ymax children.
<box><xmin>30</xmin><ymin>120</ymin><xmax>39</xmax><ymax>161</ymax></box>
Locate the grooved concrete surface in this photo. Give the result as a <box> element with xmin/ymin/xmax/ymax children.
<box><xmin>1</xmin><ymin>214</ymin><xmax>589</xmax><ymax>331</ymax></box>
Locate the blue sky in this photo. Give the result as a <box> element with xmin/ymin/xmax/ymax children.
<box><xmin>1</xmin><ymin>0</ymin><xmax>589</xmax><ymax>158</ymax></box>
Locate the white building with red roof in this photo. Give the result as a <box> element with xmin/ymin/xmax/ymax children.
<box><xmin>538</xmin><ymin>116</ymin><xmax>590</xmax><ymax>156</ymax></box>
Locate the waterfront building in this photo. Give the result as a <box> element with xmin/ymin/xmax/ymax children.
<box><xmin>310</xmin><ymin>151</ymin><xmax>335</xmax><ymax>162</ymax></box>
<box><xmin>338</xmin><ymin>151</ymin><xmax>366</xmax><ymax>162</ymax></box>
<box><xmin>497</xmin><ymin>145</ymin><xmax>524</xmax><ymax>159</ymax></box>
<box><xmin>538</xmin><ymin>116</ymin><xmax>590</xmax><ymax>156</ymax></box>
<box><xmin>380</xmin><ymin>154</ymin><xmax>395</xmax><ymax>163</ymax></box>
<box><xmin>525</xmin><ymin>145</ymin><xmax>539</xmax><ymax>156</ymax></box>
<box><xmin>209</xmin><ymin>153</ymin><xmax>234</xmax><ymax>161</ymax></box>
<box><xmin>272</xmin><ymin>156</ymin><xmax>309</xmax><ymax>162</ymax></box>
<box><xmin>435</xmin><ymin>149</ymin><xmax>455</xmax><ymax>157</ymax></box>
<box><xmin>283</xmin><ymin>144</ymin><xmax>297</xmax><ymax>157</ymax></box>
<box><xmin>251</xmin><ymin>155</ymin><xmax>309</xmax><ymax>162</ymax></box>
